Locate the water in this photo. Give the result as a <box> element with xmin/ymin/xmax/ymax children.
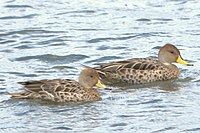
<box><xmin>0</xmin><ymin>0</ymin><xmax>200</xmax><ymax>132</ymax></box>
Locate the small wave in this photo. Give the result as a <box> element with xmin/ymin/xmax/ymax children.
<box><xmin>87</xmin><ymin>36</ymin><xmax>137</xmax><ymax>43</ymax></box>
<box><xmin>140</xmin><ymin>99</ymin><xmax>162</xmax><ymax>105</ymax></box>
<box><xmin>110</xmin><ymin>123</ymin><xmax>127</xmax><ymax>127</ymax></box>
<box><xmin>52</xmin><ymin>127</ymin><xmax>72</xmax><ymax>131</ymax></box>
<box><xmin>153</xmin><ymin>18</ymin><xmax>173</xmax><ymax>21</ymax></box>
<box><xmin>0</xmin><ymin>14</ymin><xmax>39</xmax><ymax>20</ymax></box>
<box><xmin>14</xmin><ymin>44</ymin><xmax>33</xmax><ymax>49</ymax></box>
<box><xmin>96</xmin><ymin>45</ymin><xmax>127</xmax><ymax>50</ymax></box>
<box><xmin>0</xmin><ymin>40</ymin><xmax>16</xmax><ymax>44</ymax></box>
<box><xmin>70</xmin><ymin>28</ymin><xmax>107</xmax><ymax>31</ymax></box>
<box><xmin>14</xmin><ymin>54</ymin><xmax>89</xmax><ymax>64</ymax></box>
<box><xmin>87</xmin><ymin>32</ymin><xmax>167</xmax><ymax>43</ymax></box>
<box><xmin>0</xmin><ymin>29</ymin><xmax>64</xmax><ymax>37</ymax></box>
<box><xmin>86</xmin><ymin>56</ymin><xmax>122</xmax><ymax>64</ymax></box>
<box><xmin>152</xmin><ymin>126</ymin><xmax>176</xmax><ymax>133</ymax></box>
<box><xmin>0</xmin><ymin>79</ymin><xmax>5</xmax><ymax>81</ymax></box>
<box><xmin>7</xmin><ymin>72</ymin><xmax>37</xmax><ymax>77</ymax></box>
<box><xmin>56</xmin><ymin>10</ymin><xmax>96</xmax><ymax>15</ymax></box>
<box><xmin>182</xmin><ymin>127</ymin><xmax>200</xmax><ymax>132</ymax></box>
<box><xmin>5</xmin><ymin>5</ymin><xmax>33</xmax><ymax>8</ymax></box>
<box><xmin>136</xmin><ymin>18</ymin><xmax>151</xmax><ymax>21</ymax></box>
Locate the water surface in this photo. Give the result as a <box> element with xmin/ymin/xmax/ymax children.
<box><xmin>0</xmin><ymin>0</ymin><xmax>200</xmax><ymax>132</ymax></box>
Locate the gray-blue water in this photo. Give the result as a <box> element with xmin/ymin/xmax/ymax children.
<box><xmin>0</xmin><ymin>0</ymin><xmax>200</xmax><ymax>132</ymax></box>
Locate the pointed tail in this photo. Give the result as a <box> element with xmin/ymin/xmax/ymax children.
<box><xmin>8</xmin><ymin>93</ymin><xmax>28</xmax><ymax>99</ymax></box>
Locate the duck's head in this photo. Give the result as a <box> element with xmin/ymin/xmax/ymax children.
<box><xmin>79</xmin><ymin>66</ymin><xmax>105</xmax><ymax>88</ymax></box>
<box><xmin>158</xmin><ymin>43</ymin><xmax>193</xmax><ymax>66</ymax></box>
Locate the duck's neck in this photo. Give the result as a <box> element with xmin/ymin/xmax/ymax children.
<box><xmin>162</xmin><ymin>62</ymin><xmax>171</xmax><ymax>66</ymax></box>
<box><xmin>89</xmin><ymin>87</ymin><xmax>99</xmax><ymax>92</ymax></box>
<box><xmin>162</xmin><ymin>62</ymin><xmax>178</xmax><ymax>70</ymax></box>
<box><xmin>158</xmin><ymin>57</ymin><xmax>174</xmax><ymax>67</ymax></box>
<box><xmin>85</xmin><ymin>87</ymin><xmax>100</xmax><ymax>97</ymax></box>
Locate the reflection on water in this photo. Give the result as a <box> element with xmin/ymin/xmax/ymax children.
<box><xmin>117</xmin><ymin>80</ymin><xmax>181</xmax><ymax>92</ymax></box>
<box><xmin>0</xmin><ymin>0</ymin><xmax>200</xmax><ymax>132</ymax></box>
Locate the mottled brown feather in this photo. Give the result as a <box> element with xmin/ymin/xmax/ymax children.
<box><xmin>10</xmin><ymin>67</ymin><xmax>104</xmax><ymax>102</ymax></box>
<box><xmin>95</xmin><ymin>44</ymin><xmax>191</xmax><ymax>85</ymax></box>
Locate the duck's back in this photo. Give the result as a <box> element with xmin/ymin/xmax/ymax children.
<box><xmin>97</xmin><ymin>58</ymin><xmax>180</xmax><ymax>84</ymax></box>
<box><xmin>11</xmin><ymin>79</ymin><xmax>100</xmax><ymax>102</ymax></box>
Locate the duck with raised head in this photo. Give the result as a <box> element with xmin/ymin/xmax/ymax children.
<box><xmin>9</xmin><ymin>66</ymin><xmax>105</xmax><ymax>102</ymax></box>
<box><xmin>95</xmin><ymin>44</ymin><xmax>193</xmax><ymax>85</ymax></box>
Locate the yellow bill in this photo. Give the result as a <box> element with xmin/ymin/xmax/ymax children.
<box><xmin>96</xmin><ymin>80</ymin><xmax>106</xmax><ymax>88</ymax></box>
<box><xmin>176</xmin><ymin>55</ymin><xmax>193</xmax><ymax>66</ymax></box>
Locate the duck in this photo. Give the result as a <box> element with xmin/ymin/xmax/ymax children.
<box><xmin>95</xmin><ymin>43</ymin><xmax>193</xmax><ymax>85</ymax></box>
<box><xmin>9</xmin><ymin>66</ymin><xmax>105</xmax><ymax>102</ymax></box>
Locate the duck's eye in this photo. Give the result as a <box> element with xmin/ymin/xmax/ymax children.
<box><xmin>90</xmin><ymin>75</ymin><xmax>93</xmax><ymax>78</ymax></box>
<box><xmin>170</xmin><ymin>51</ymin><xmax>174</xmax><ymax>54</ymax></box>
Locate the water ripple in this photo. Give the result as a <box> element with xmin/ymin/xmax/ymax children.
<box><xmin>4</xmin><ymin>5</ymin><xmax>33</xmax><ymax>8</ymax></box>
<box><xmin>87</xmin><ymin>35</ymin><xmax>139</xmax><ymax>43</ymax></box>
<box><xmin>136</xmin><ymin>18</ymin><xmax>151</xmax><ymax>22</ymax></box>
<box><xmin>182</xmin><ymin>127</ymin><xmax>200</xmax><ymax>132</ymax></box>
<box><xmin>110</xmin><ymin>123</ymin><xmax>127</xmax><ymax>127</ymax></box>
<box><xmin>0</xmin><ymin>14</ymin><xmax>39</xmax><ymax>20</ymax></box>
<box><xmin>52</xmin><ymin>127</ymin><xmax>72</xmax><ymax>131</ymax></box>
<box><xmin>6</xmin><ymin>72</ymin><xmax>37</xmax><ymax>77</ymax></box>
<box><xmin>0</xmin><ymin>29</ymin><xmax>63</xmax><ymax>37</ymax></box>
<box><xmin>86</xmin><ymin>56</ymin><xmax>122</xmax><ymax>63</ymax></box>
<box><xmin>14</xmin><ymin>54</ymin><xmax>89</xmax><ymax>64</ymax></box>
<box><xmin>152</xmin><ymin>127</ymin><xmax>177</xmax><ymax>133</ymax></box>
<box><xmin>56</xmin><ymin>10</ymin><xmax>96</xmax><ymax>15</ymax></box>
<box><xmin>87</xmin><ymin>32</ymin><xmax>169</xmax><ymax>43</ymax></box>
<box><xmin>96</xmin><ymin>45</ymin><xmax>127</xmax><ymax>50</ymax></box>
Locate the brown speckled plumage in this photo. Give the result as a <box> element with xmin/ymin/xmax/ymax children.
<box><xmin>10</xmin><ymin>67</ymin><xmax>105</xmax><ymax>102</ymax></box>
<box><xmin>96</xmin><ymin>44</ymin><xmax>192</xmax><ymax>85</ymax></box>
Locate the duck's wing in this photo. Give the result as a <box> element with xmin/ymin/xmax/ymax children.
<box><xmin>10</xmin><ymin>79</ymin><xmax>82</xmax><ymax>99</ymax></box>
<box><xmin>18</xmin><ymin>79</ymin><xmax>82</xmax><ymax>94</ymax></box>
<box><xmin>97</xmin><ymin>58</ymin><xmax>160</xmax><ymax>73</ymax></box>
